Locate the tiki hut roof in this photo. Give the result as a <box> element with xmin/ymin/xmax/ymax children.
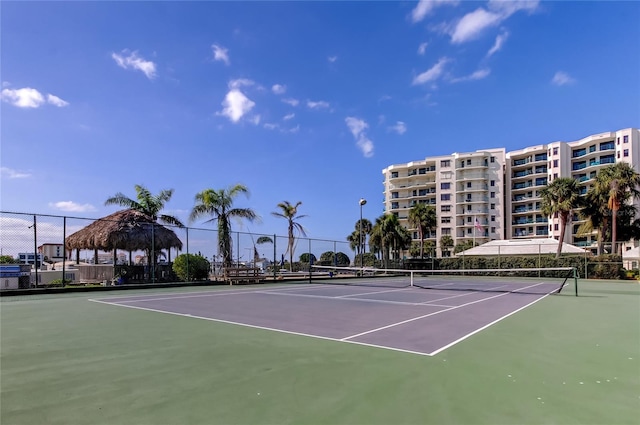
<box><xmin>66</xmin><ymin>209</ymin><xmax>183</xmax><ymax>252</ymax></box>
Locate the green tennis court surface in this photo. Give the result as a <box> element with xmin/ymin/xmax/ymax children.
<box><xmin>1</xmin><ymin>279</ymin><xmax>639</xmax><ymax>424</ymax></box>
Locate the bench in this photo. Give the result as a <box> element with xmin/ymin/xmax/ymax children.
<box><xmin>223</xmin><ymin>267</ymin><xmax>264</xmax><ymax>285</ymax></box>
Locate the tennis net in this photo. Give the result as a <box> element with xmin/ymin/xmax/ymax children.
<box><xmin>308</xmin><ymin>265</ymin><xmax>578</xmax><ymax>296</ymax></box>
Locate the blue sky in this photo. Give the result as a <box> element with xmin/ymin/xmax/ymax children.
<box><xmin>2</xmin><ymin>0</ymin><xmax>639</xmax><ymax>244</ymax></box>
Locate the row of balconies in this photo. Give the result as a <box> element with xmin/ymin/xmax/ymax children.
<box><xmin>512</xmin><ymin>154</ymin><xmax>548</xmax><ymax>166</ymax></box>
<box><xmin>572</xmin><ymin>156</ymin><xmax>616</xmax><ymax>170</ymax></box>
<box><xmin>571</xmin><ymin>141</ymin><xmax>615</xmax><ymax>158</ymax></box>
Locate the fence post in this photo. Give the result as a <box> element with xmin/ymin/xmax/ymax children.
<box><xmin>186</xmin><ymin>227</ymin><xmax>189</xmax><ymax>282</ymax></box>
<box><xmin>33</xmin><ymin>215</ymin><xmax>38</xmax><ymax>288</ymax></box>
<box><xmin>151</xmin><ymin>224</ymin><xmax>155</xmax><ymax>284</ymax></box>
<box><xmin>62</xmin><ymin>216</ymin><xmax>66</xmax><ymax>285</ymax></box>
<box><xmin>273</xmin><ymin>234</ymin><xmax>277</xmax><ymax>280</ymax></box>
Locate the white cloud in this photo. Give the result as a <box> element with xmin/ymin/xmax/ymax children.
<box><xmin>111</xmin><ymin>50</ymin><xmax>157</xmax><ymax>79</ymax></box>
<box><xmin>413</xmin><ymin>57</ymin><xmax>450</xmax><ymax>85</ymax></box>
<box><xmin>47</xmin><ymin>94</ymin><xmax>69</xmax><ymax>107</ymax></box>
<box><xmin>307</xmin><ymin>100</ymin><xmax>330</xmax><ymax>110</ymax></box>
<box><xmin>229</xmin><ymin>78</ymin><xmax>255</xmax><ymax>89</ymax></box>
<box><xmin>1</xmin><ymin>87</ymin><xmax>45</xmax><ymax>108</ymax></box>
<box><xmin>451</xmin><ymin>1</ymin><xmax>539</xmax><ymax>44</ymax></box>
<box><xmin>345</xmin><ymin>117</ymin><xmax>368</xmax><ymax>138</ymax></box>
<box><xmin>1</xmin><ymin>167</ymin><xmax>31</xmax><ymax>179</ymax></box>
<box><xmin>388</xmin><ymin>121</ymin><xmax>407</xmax><ymax>135</ymax></box>
<box><xmin>411</xmin><ymin>0</ymin><xmax>459</xmax><ymax>23</ymax></box>
<box><xmin>264</xmin><ymin>123</ymin><xmax>279</xmax><ymax>130</ymax></box>
<box><xmin>272</xmin><ymin>84</ymin><xmax>286</xmax><ymax>95</ymax></box>
<box><xmin>218</xmin><ymin>89</ymin><xmax>256</xmax><ymax>122</ymax></box>
<box><xmin>451</xmin><ymin>68</ymin><xmax>491</xmax><ymax>83</ymax></box>
<box><xmin>49</xmin><ymin>201</ymin><xmax>97</xmax><ymax>213</ymax></box>
<box><xmin>551</xmin><ymin>71</ymin><xmax>575</xmax><ymax>86</ymax></box>
<box><xmin>1</xmin><ymin>88</ymin><xmax>69</xmax><ymax>108</ymax></box>
<box><xmin>283</xmin><ymin>113</ymin><xmax>295</xmax><ymax>121</ymax></box>
<box><xmin>345</xmin><ymin>117</ymin><xmax>374</xmax><ymax>158</ymax></box>
<box><xmin>212</xmin><ymin>44</ymin><xmax>230</xmax><ymax>65</ymax></box>
<box><xmin>284</xmin><ymin>125</ymin><xmax>300</xmax><ymax>134</ymax></box>
<box><xmin>417</xmin><ymin>42</ymin><xmax>428</xmax><ymax>55</ymax></box>
<box><xmin>328</xmin><ymin>56</ymin><xmax>338</xmax><ymax>63</ymax></box>
<box><xmin>282</xmin><ymin>98</ymin><xmax>299</xmax><ymax>107</ymax></box>
<box><xmin>451</xmin><ymin>9</ymin><xmax>502</xmax><ymax>43</ymax></box>
<box><xmin>488</xmin><ymin>0</ymin><xmax>539</xmax><ymax>17</ymax></box>
<box><xmin>487</xmin><ymin>31</ymin><xmax>509</xmax><ymax>57</ymax></box>
<box><xmin>249</xmin><ymin>115</ymin><xmax>261</xmax><ymax>125</ymax></box>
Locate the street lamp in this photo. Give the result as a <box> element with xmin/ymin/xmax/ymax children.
<box><xmin>359</xmin><ymin>198</ymin><xmax>367</xmax><ymax>269</ymax></box>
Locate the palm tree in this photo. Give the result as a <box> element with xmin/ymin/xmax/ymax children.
<box><xmin>370</xmin><ymin>214</ymin><xmax>409</xmax><ymax>267</ymax></box>
<box><xmin>272</xmin><ymin>201</ymin><xmax>307</xmax><ymax>272</ymax></box>
<box><xmin>355</xmin><ymin>218</ymin><xmax>372</xmax><ymax>254</ymax></box>
<box><xmin>105</xmin><ymin>184</ymin><xmax>184</xmax><ymax>265</ymax></box>
<box><xmin>189</xmin><ymin>184</ymin><xmax>257</xmax><ymax>268</ymax></box>
<box><xmin>408</xmin><ymin>203</ymin><xmax>437</xmax><ymax>258</ymax></box>
<box><xmin>440</xmin><ymin>235</ymin><xmax>454</xmax><ymax>257</ymax></box>
<box><xmin>347</xmin><ymin>230</ymin><xmax>360</xmax><ymax>254</ymax></box>
<box><xmin>540</xmin><ymin>177</ymin><xmax>583</xmax><ymax>258</ymax></box>
<box><xmin>105</xmin><ymin>184</ymin><xmax>184</xmax><ymax>227</ymax></box>
<box><xmin>594</xmin><ymin>163</ymin><xmax>640</xmax><ymax>255</ymax></box>
<box><xmin>578</xmin><ymin>185</ymin><xmax>611</xmax><ymax>255</ymax></box>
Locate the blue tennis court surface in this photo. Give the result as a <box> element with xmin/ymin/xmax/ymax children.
<box><xmin>91</xmin><ymin>282</ymin><xmax>557</xmax><ymax>356</ymax></box>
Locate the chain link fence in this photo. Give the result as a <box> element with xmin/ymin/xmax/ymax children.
<box><xmin>0</xmin><ymin>211</ymin><xmax>354</xmax><ymax>288</ymax></box>
<box><xmin>0</xmin><ymin>211</ymin><xmax>636</xmax><ymax>289</ymax></box>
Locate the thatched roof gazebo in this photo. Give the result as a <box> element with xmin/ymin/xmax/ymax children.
<box><xmin>66</xmin><ymin>209</ymin><xmax>183</xmax><ymax>265</ymax></box>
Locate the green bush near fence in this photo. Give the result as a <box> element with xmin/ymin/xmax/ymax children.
<box><xmin>172</xmin><ymin>254</ymin><xmax>211</xmax><ymax>281</ymax></box>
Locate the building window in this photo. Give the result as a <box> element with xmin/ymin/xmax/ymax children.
<box><xmin>441</xmin><ymin>182</ymin><xmax>450</xmax><ymax>190</ymax></box>
<box><xmin>491</xmin><ymin>215</ymin><xmax>495</xmax><ymax>222</ymax></box>
<box><xmin>441</xmin><ymin>194</ymin><xmax>450</xmax><ymax>201</ymax></box>
<box><xmin>391</xmin><ymin>172</ymin><xmax>398</xmax><ymax>178</ymax></box>
<box><xmin>490</xmin><ymin>192</ymin><xmax>495</xmax><ymax>198</ymax></box>
<box><xmin>467</xmin><ymin>217</ymin><xmax>472</xmax><ymax>223</ymax></box>
<box><xmin>490</xmin><ymin>203</ymin><xmax>495</xmax><ymax>210</ymax></box>
<box><xmin>441</xmin><ymin>217</ymin><xmax>451</xmax><ymax>223</ymax></box>
<box><xmin>467</xmin><ymin>182</ymin><xmax>472</xmax><ymax>188</ymax></box>
<box><xmin>490</xmin><ymin>156</ymin><xmax>495</xmax><ymax>163</ymax></box>
<box><xmin>491</xmin><ymin>227</ymin><xmax>496</xmax><ymax>234</ymax></box>
<box><xmin>467</xmin><ymin>228</ymin><xmax>472</xmax><ymax>234</ymax></box>
<box><xmin>624</xmin><ymin>135</ymin><xmax>629</xmax><ymax>143</ymax></box>
<box><xmin>553</xmin><ymin>159</ymin><xmax>558</xmax><ymax>167</ymax></box>
<box><xmin>441</xmin><ymin>205</ymin><xmax>451</xmax><ymax>212</ymax></box>
<box><xmin>553</xmin><ymin>147</ymin><xmax>558</xmax><ymax>155</ymax></box>
<box><xmin>617</xmin><ymin>152</ymin><xmax>621</xmax><ymax>159</ymax></box>
<box><xmin>466</xmin><ymin>205</ymin><xmax>472</xmax><ymax>211</ymax></box>
<box><xmin>490</xmin><ymin>180</ymin><xmax>495</xmax><ymax>187</ymax></box>
<box><xmin>440</xmin><ymin>160</ymin><xmax>450</xmax><ymax>167</ymax></box>
<box><xmin>554</xmin><ymin>223</ymin><xmax>559</xmax><ymax>231</ymax></box>
<box><xmin>442</xmin><ymin>228</ymin><xmax>451</xmax><ymax>235</ymax></box>
<box><xmin>624</xmin><ymin>149</ymin><xmax>629</xmax><ymax>157</ymax></box>
<box><xmin>617</xmin><ymin>137</ymin><xmax>620</xmax><ymax>145</ymax></box>
<box><xmin>553</xmin><ymin>173</ymin><xmax>558</xmax><ymax>179</ymax></box>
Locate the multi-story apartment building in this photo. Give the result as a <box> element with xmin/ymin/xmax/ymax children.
<box><xmin>382</xmin><ymin>128</ymin><xmax>639</xmax><ymax>256</ymax></box>
<box><xmin>382</xmin><ymin>148</ymin><xmax>505</xmax><ymax>256</ymax></box>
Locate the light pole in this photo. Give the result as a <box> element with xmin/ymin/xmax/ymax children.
<box><xmin>359</xmin><ymin>198</ymin><xmax>367</xmax><ymax>270</ymax></box>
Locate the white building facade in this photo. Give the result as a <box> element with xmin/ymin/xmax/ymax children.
<box><xmin>382</xmin><ymin>128</ymin><xmax>639</xmax><ymax>256</ymax></box>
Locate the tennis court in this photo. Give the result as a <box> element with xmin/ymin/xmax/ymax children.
<box><xmin>1</xmin><ymin>276</ymin><xmax>638</xmax><ymax>425</ymax></box>
<box><xmin>91</xmin><ymin>272</ymin><xmax>567</xmax><ymax>356</ymax></box>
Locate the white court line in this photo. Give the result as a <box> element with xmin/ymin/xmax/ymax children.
<box><xmin>428</xmin><ymin>293</ymin><xmax>552</xmax><ymax>356</ymax></box>
<box><xmin>94</xmin><ymin>284</ymin><xmax>324</xmax><ymax>303</ymax></box>
<box><xmin>88</xmin><ymin>298</ymin><xmax>433</xmax><ymax>357</ymax></box>
<box><xmin>341</xmin><ymin>282</ymin><xmax>551</xmax><ymax>341</ymax></box>
<box><xmin>418</xmin><ymin>284</ymin><xmax>512</xmax><ymax>304</ymax></box>
<box><xmin>254</xmin><ymin>290</ymin><xmax>430</xmax><ymax>307</ymax></box>
<box><xmin>336</xmin><ymin>287</ymin><xmax>414</xmax><ymax>298</ymax></box>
